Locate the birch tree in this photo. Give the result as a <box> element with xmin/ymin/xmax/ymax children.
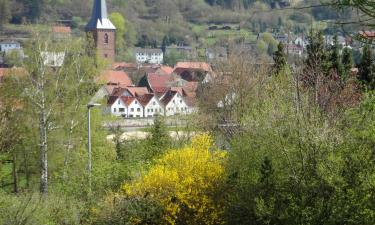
<box><xmin>16</xmin><ymin>32</ymin><xmax>98</xmax><ymax>194</ymax></box>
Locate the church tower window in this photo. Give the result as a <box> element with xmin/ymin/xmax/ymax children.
<box><xmin>104</xmin><ymin>33</ymin><xmax>109</xmax><ymax>44</ymax></box>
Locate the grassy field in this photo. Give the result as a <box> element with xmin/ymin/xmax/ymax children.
<box><xmin>191</xmin><ymin>23</ymin><xmax>257</xmax><ymax>47</ymax></box>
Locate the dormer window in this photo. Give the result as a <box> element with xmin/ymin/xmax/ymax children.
<box><xmin>104</xmin><ymin>33</ymin><xmax>109</xmax><ymax>44</ymax></box>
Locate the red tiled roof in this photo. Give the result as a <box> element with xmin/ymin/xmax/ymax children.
<box><xmin>183</xmin><ymin>81</ymin><xmax>198</xmax><ymax>97</ymax></box>
<box><xmin>97</xmin><ymin>70</ymin><xmax>133</xmax><ymax>86</ymax></box>
<box><xmin>107</xmin><ymin>95</ymin><xmax>118</xmax><ymax>105</ymax></box>
<box><xmin>0</xmin><ymin>67</ymin><xmax>27</xmax><ymax>79</ymax></box>
<box><xmin>108</xmin><ymin>96</ymin><xmax>136</xmax><ymax>107</ymax></box>
<box><xmin>159</xmin><ymin>66</ymin><xmax>174</xmax><ymax>75</ymax></box>
<box><xmin>137</xmin><ymin>94</ymin><xmax>155</xmax><ymax>107</ymax></box>
<box><xmin>160</xmin><ymin>90</ymin><xmax>178</xmax><ymax>106</ymax></box>
<box><xmin>111</xmin><ymin>86</ymin><xmax>149</xmax><ymax>97</ymax></box>
<box><xmin>147</xmin><ymin>72</ymin><xmax>173</xmax><ymax>91</ymax></box>
<box><xmin>52</xmin><ymin>26</ymin><xmax>71</xmax><ymax>34</ymax></box>
<box><xmin>112</xmin><ymin>62</ymin><xmax>137</xmax><ymax>70</ymax></box>
<box><xmin>359</xmin><ymin>31</ymin><xmax>375</xmax><ymax>38</ymax></box>
<box><xmin>0</xmin><ymin>68</ymin><xmax>9</xmax><ymax>77</ymax></box>
<box><xmin>120</xmin><ymin>96</ymin><xmax>136</xmax><ymax>106</ymax></box>
<box><xmin>174</xmin><ymin>62</ymin><xmax>212</xmax><ymax>72</ymax></box>
<box><xmin>152</xmin><ymin>87</ymin><xmax>170</xmax><ymax>96</ymax></box>
<box><xmin>126</xmin><ymin>87</ymin><xmax>149</xmax><ymax>97</ymax></box>
<box><xmin>171</xmin><ymin>87</ymin><xmax>185</xmax><ymax>96</ymax></box>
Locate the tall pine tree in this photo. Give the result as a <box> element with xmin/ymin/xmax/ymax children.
<box><xmin>273</xmin><ymin>42</ymin><xmax>287</xmax><ymax>75</ymax></box>
<box><xmin>341</xmin><ymin>46</ymin><xmax>353</xmax><ymax>80</ymax></box>
<box><xmin>305</xmin><ymin>30</ymin><xmax>330</xmax><ymax>75</ymax></box>
<box><xmin>330</xmin><ymin>34</ymin><xmax>344</xmax><ymax>77</ymax></box>
<box><xmin>358</xmin><ymin>44</ymin><xmax>375</xmax><ymax>90</ymax></box>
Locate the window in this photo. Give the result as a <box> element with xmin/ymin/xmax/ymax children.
<box><xmin>137</xmin><ymin>108</ymin><xmax>140</xmax><ymax>112</ymax></box>
<box><xmin>151</xmin><ymin>109</ymin><xmax>154</xmax><ymax>112</ymax></box>
<box><xmin>119</xmin><ymin>108</ymin><xmax>125</xmax><ymax>112</ymax></box>
<box><xmin>131</xmin><ymin>108</ymin><xmax>134</xmax><ymax>112</ymax></box>
<box><xmin>173</xmin><ymin>100</ymin><xmax>175</xmax><ymax>103</ymax></box>
<box><xmin>114</xmin><ymin>108</ymin><xmax>117</xmax><ymax>112</ymax></box>
<box><xmin>180</xmin><ymin>100</ymin><xmax>182</xmax><ymax>103</ymax></box>
<box><xmin>153</xmin><ymin>101</ymin><xmax>156</xmax><ymax>105</ymax></box>
<box><xmin>118</xmin><ymin>100</ymin><xmax>120</xmax><ymax>105</ymax></box>
<box><xmin>135</xmin><ymin>101</ymin><xmax>138</xmax><ymax>104</ymax></box>
<box><xmin>104</xmin><ymin>33</ymin><xmax>109</xmax><ymax>44</ymax></box>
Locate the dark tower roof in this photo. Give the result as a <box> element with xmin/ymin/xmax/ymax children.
<box><xmin>86</xmin><ymin>0</ymin><xmax>116</xmax><ymax>31</ymax></box>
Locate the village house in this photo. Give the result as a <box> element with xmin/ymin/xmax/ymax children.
<box><xmin>138</xmin><ymin>94</ymin><xmax>164</xmax><ymax>117</ymax></box>
<box><xmin>139</xmin><ymin>72</ymin><xmax>174</xmax><ymax>95</ymax></box>
<box><xmin>205</xmin><ymin>47</ymin><xmax>228</xmax><ymax>62</ymax></box>
<box><xmin>173</xmin><ymin>62</ymin><xmax>212</xmax><ymax>82</ymax></box>
<box><xmin>135</xmin><ymin>48</ymin><xmax>163</xmax><ymax>64</ymax></box>
<box><xmin>41</xmin><ymin>51</ymin><xmax>65</xmax><ymax>67</ymax></box>
<box><xmin>285</xmin><ymin>44</ymin><xmax>303</xmax><ymax>56</ymax></box>
<box><xmin>160</xmin><ymin>90</ymin><xmax>191</xmax><ymax>116</ymax></box>
<box><xmin>0</xmin><ymin>40</ymin><xmax>22</xmax><ymax>53</ymax></box>
<box><xmin>294</xmin><ymin>36</ymin><xmax>308</xmax><ymax>48</ymax></box>
<box><xmin>109</xmin><ymin>96</ymin><xmax>144</xmax><ymax>118</ymax></box>
<box><xmin>52</xmin><ymin>25</ymin><xmax>72</xmax><ymax>39</ymax></box>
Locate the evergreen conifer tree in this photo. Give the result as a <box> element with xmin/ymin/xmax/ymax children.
<box><xmin>305</xmin><ymin>30</ymin><xmax>330</xmax><ymax>75</ymax></box>
<box><xmin>330</xmin><ymin>34</ymin><xmax>344</xmax><ymax>77</ymax></box>
<box><xmin>341</xmin><ymin>46</ymin><xmax>353</xmax><ymax>80</ymax></box>
<box><xmin>273</xmin><ymin>42</ymin><xmax>287</xmax><ymax>74</ymax></box>
<box><xmin>358</xmin><ymin>44</ymin><xmax>375</xmax><ymax>90</ymax></box>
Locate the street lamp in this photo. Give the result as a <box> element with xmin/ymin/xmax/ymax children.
<box><xmin>87</xmin><ymin>103</ymin><xmax>101</xmax><ymax>190</ymax></box>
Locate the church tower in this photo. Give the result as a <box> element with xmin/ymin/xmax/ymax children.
<box><xmin>86</xmin><ymin>0</ymin><xmax>116</xmax><ymax>62</ymax></box>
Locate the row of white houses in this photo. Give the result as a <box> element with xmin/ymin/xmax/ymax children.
<box><xmin>108</xmin><ymin>90</ymin><xmax>194</xmax><ymax>118</ymax></box>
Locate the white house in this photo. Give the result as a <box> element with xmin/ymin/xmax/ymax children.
<box><xmin>160</xmin><ymin>90</ymin><xmax>190</xmax><ymax>116</ymax></box>
<box><xmin>41</xmin><ymin>51</ymin><xmax>65</xmax><ymax>67</ymax></box>
<box><xmin>294</xmin><ymin>37</ymin><xmax>308</xmax><ymax>48</ymax></box>
<box><xmin>0</xmin><ymin>40</ymin><xmax>21</xmax><ymax>53</ymax></box>
<box><xmin>135</xmin><ymin>48</ymin><xmax>163</xmax><ymax>64</ymax></box>
<box><xmin>109</xmin><ymin>96</ymin><xmax>144</xmax><ymax>118</ymax></box>
<box><xmin>138</xmin><ymin>94</ymin><xmax>164</xmax><ymax>117</ymax></box>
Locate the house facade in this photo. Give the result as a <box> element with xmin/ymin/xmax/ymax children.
<box><xmin>109</xmin><ymin>96</ymin><xmax>144</xmax><ymax>118</ymax></box>
<box><xmin>135</xmin><ymin>48</ymin><xmax>163</xmax><ymax>64</ymax></box>
<box><xmin>161</xmin><ymin>90</ymin><xmax>190</xmax><ymax>116</ymax></box>
<box><xmin>0</xmin><ymin>40</ymin><xmax>21</xmax><ymax>53</ymax></box>
<box><xmin>138</xmin><ymin>94</ymin><xmax>164</xmax><ymax>117</ymax></box>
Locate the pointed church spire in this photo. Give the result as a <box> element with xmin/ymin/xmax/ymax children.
<box><xmin>86</xmin><ymin>0</ymin><xmax>116</xmax><ymax>31</ymax></box>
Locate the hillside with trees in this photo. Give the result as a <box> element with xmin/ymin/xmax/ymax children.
<box><xmin>2</xmin><ymin>0</ymin><xmax>375</xmax><ymax>224</ymax></box>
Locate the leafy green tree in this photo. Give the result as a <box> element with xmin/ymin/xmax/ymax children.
<box><xmin>3</xmin><ymin>50</ymin><xmax>23</xmax><ymax>67</ymax></box>
<box><xmin>256</xmin><ymin>40</ymin><xmax>267</xmax><ymax>55</ymax></box>
<box><xmin>13</xmin><ymin>32</ymin><xmax>99</xmax><ymax>194</ymax></box>
<box><xmin>273</xmin><ymin>42</ymin><xmax>286</xmax><ymax>74</ymax></box>
<box><xmin>109</xmin><ymin>12</ymin><xmax>126</xmax><ymax>58</ymax></box>
<box><xmin>358</xmin><ymin>44</ymin><xmax>375</xmax><ymax>90</ymax></box>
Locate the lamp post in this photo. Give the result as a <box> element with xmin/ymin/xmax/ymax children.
<box><xmin>87</xmin><ymin>103</ymin><xmax>101</xmax><ymax>190</ymax></box>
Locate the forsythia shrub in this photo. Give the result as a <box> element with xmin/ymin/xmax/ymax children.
<box><xmin>122</xmin><ymin>134</ymin><xmax>227</xmax><ymax>225</ymax></box>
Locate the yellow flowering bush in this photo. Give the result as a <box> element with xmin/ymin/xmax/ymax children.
<box><xmin>122</xmin><ymin>134</ymin><xmax>227</xmax><ymax>225</ymax></box>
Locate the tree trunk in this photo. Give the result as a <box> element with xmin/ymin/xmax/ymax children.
<box><xmin>24</xmin><ymin>149</ymin><xmax>30</xmax><ymax>189</ymax></box>
<box><xmin>12</xmin><ymin>152</ymin><xmax>18</xmax><ymax>193</ymax></box>
<box><xmin>40</xmin><ymin>110</ymin><xmax>48</xmax><ymax>195</ymax></box>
